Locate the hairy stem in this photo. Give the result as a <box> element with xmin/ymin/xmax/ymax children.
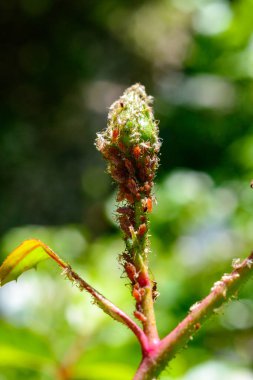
<box><xmin>132</xmin><ymin>199</ymin><xmax>159</xmax><ymax>344</ymax></box>
<box><xmin>133</xmin><ymin>251</ymin><xmax>253</xmax><ymax>380</ymax></box>
<box><xmin>61</xmin><ymin>265</ymin><xmax>149</xmax><ymax>353</ymax></box>
<box><xmin>141</xmin><ymin>274</ymin><xmax>159</xmax><ymax>345</ymax></box>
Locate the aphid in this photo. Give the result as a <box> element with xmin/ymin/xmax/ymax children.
<box><xmin>133</xmin><ymin>145</ymin><xmax>141</xmax><ymax>160</ymax></box>
<box><xmin>125</xmin><ymin>191</ymin><xmax>135</xmax><ymax>204</ymax></box>
<box><xmin>137</xmin><ymin>223</ymin><xmax>147</xmax><ymax>237</ymax></box>
<box><xmin>124</xmin><ymin>158</ymin><xmax>135</xmax><ymax>176</ymax></box>
<box><xmin>132</xmin><ymin>284</ymin><xmax>142</xmax><ymax>303</ymax></box>
<box><xmin>118</xmin><ymin>141</ymin><xmax>127</xmax><ymax>153</ymax></box>
<box><xmin>137</xmin><ymin>271</ymin><xmax>149</xmax><ymax>287</ymax></box>
<box><xmin>120</xmin><ymin>101</ymin><xmax>124</xmax><ymax>107</ymax></box>
<box><xmin>144</xmin><ymin>182</ymin><xmax>151</xmax><ymax>195</ymax></box>
<box><xmin>118</xmin><ymin>214</ymin><xmax>132</xmax><ymax>237</ymax></box>
<box><xmin>111</xmin><ymin>167</ymin><xmax>126</xmax><ymax>184</ymax></box>
<box><xmin>143</xmin><ymin>198</ymin><xmax>152</xmax><ymax>213</ymax></box>
<box><xmin>152</xmin><ymin>281</ymin><xmax>157</xmax><ymax>293</ymax></box>
<box><xmin>146</xmin><ymin>197</ymin><xmax>152</xmax><ymax>212</ymax></box>
<box><xmin>112</xmin><ymin>128</ymin><xmax>119</xmax><ymax>141</ymax></box>
<box><xmin>135</xmin><ymin>192</ymin><xmax>141</xmax><ymax>201</ymax></box>
<box><xmin>134</xmin><ymin>310</ymin><xmax>147</xmax><ymax>323</ymax></box>
<box><xmin>138</xmin><ymin>167</ymin><xmax>148</xmax><ymax>182</ymax></box>
<box><xmin>117</xmin><ymin>206</ymin><xmax>134</xmax><ymax>216</ymax></box>
<box><xmin>125</xmin><ymin>262</ymin><xmax>137</xmax><ymax>283</ymax></box>
<box><xmin>127</xmin><ymin>178</ymin><xmax>138</xmax><ymax>195</ymax></box>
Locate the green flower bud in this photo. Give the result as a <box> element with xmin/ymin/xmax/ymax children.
<box><xmin>96</xmin><ymin>83</ymin><xmax>160</xmax><ymax>202</ymax></box>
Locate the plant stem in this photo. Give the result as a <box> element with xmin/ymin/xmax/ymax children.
<box><xmin>141</xmin><ymin>278</ymin><xmax>159</xmax><ymax>345</ymax></box>
<box><xmin>133</xmin><ymin>200</ymin><xmax>159</xmax><ymax>345</ymax></box>
<box><xmin>62</xmin><ymin>265</ymin><xmax>149</xmax><ymax>353</ymax></box>
<box><xmin>133</xmin><ymin>251</ymin><xmax>253</xmax><ymax>380</ymax></box>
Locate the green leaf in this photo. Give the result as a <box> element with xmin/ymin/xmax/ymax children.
<box><xmin>0</xmin><ymin>239</ymin><xmax>68</xmax><ymax>286</ymax></box>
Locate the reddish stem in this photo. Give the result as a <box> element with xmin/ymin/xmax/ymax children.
<box><xmin>62</xmin><ymin>266</ymin><xmax>149</xmax><ymax>354</ymax></box>
<box><xmin>133</xmin><ymin>251</ymin><xmax>253</xmax><ymax>380</ymax></box>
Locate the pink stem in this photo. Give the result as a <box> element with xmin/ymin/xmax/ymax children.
<box><xmin>133</xmin><ymin>251</ymin><xmax>253</xmax><ymax>380</ymax></box>
<box><xmin>63</xmin><ymin>266</ymin><xmax>149</xmax><ymax>353</ymax></box>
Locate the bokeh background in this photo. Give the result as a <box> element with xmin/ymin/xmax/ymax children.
<box><xmin>1</xmin><ymin>0</ymin><xmax>253</xmax><ymax>379</ymax></box>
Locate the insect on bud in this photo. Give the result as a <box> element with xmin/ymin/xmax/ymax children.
<box><xmin>95</xmin><ymin>84</ymin><xmax>161</xmax><ymax>309</ymax></box>
<box><xmin>95</xmin><ymin>84</ymin><xmax>160</xmax><ymax>196</ymax></box>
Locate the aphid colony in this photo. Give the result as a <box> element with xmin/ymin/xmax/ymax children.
<box><xmin>96</xmin><ymin>84</ymin><xmax>160</xmax><ymax>323</ymax></box>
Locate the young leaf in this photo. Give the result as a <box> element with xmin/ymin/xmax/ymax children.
<box><xmin>0</xmin><ymin>239</ymin><xmax>68</xmax><ymax>286</ymax></box>
<box><xmin>0</xmin><ymin>239</ymin><xmax>148</xmax><ymax>349</ymax></box>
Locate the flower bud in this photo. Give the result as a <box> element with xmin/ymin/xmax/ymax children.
<box><xmin>96</xmin><ymin>83</ymin><xmax>160</xmax><ymax>203</ymax></box>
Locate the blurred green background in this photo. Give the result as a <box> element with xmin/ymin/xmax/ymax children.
<box><xmin>1</xmin><ymin>0</ymin><xmax>253</xmax><ymax>379</ymax></box>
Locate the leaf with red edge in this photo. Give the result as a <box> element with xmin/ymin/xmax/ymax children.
<box><xmin>0</xmin><ymin>239</ymin><xmax>68</xmax><ymax>286</ymax></box>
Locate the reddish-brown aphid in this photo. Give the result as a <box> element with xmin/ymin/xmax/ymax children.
<box><xmin>125</xmin><ymin>262</ymin><xmax>137</xmax><ymax>283</ymax></box>
<box><xmin>125</xmin><ymin>191</ymin><xmax>135</xmax><ymax>204</ymax></box>
<box><xmin>134</xmin><ymin>310</ymin><xmax>147</xmax><ymax>322</ymax></box>
<box><xmin>138</xmin><ymin>271</ymin><xmax>149</xmax><ymax>287</ymax></box>
<box><xmin>117</xmin><ymin>206</ymin><xmax>133</xmax><ymax>216</ymax></box>
<box><xmin>111</xmin><ymin>167</ymin><xmax>126</xmax><ymax>184</ymax></box>
<box><xmin>117</xmin><ymin>186</ymin><xmax>125</xmax><ymax>202</ymax></box>
<box><xmin>112</xmin><ymin>128</ymin><xmax>119</xmax><ymax>142</ymax></box>
<box><xmin>118</xmin><ymin>214</ymin><xmax>131</xmax><ymax>237</ymax></box>
<box><xmin>138</xmin><ymin>223</ymin><xmax>147</xmax><ymax>236</ymax></box>
<box><xmin>138</xmin><ymin>167</ymin><xmax>148</xmax><ymax>182</ymax></box>
<box><xmin>133</xmin><ymin>145</ymin><xmax>141</xmax><ymax>160</ymax></box>
<box><xmin>103</xmin><ymin>146</ymin><xmax>119</xmax><ymax>161</ymax></box>
<box><xmin>127</xmin><ymin>178</ymin><xmax>138</xmax><ymax>195</ymax></box>
<box><xmin>120</xmin><ymin>101</ymin><xmax>124</xmax><ymax>107</ymax></box>
<box><xmin>135</xmin><ymin>192</ymin><xmax>141</xmax><ymax>201</ymax></box>
<box><xmin>118</xmin><ymin>141</ymin><xmax>127</xmax><ymax>153</ymax></box>
<box><xmin>124</xmin><ymin>159</ymin><xmax>135</xmax><ymax>176</ymax></box>
<box><xmin>144</xmin><ymin>182</ymin><xmax>151</xmax><ymax>195</ymax></box>
<box><xmin>132</xmin><ymin>284</ymin><xmax>142</xmax><ymax>303</ymax></box>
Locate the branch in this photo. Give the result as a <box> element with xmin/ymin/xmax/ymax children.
<box><xmin>62</xmin><ymin>265</ymin><xmax>149</xmax><ymax>353</ymax></box>
<box><xmin>0</xmin><ymin>239</ymin><xmax>148</xmax><ymax>353</ymax></box>
<box><xmin>133</xmin><ymin>251</ymin><xmax>253</xmax><ymax>380</ymax></box>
